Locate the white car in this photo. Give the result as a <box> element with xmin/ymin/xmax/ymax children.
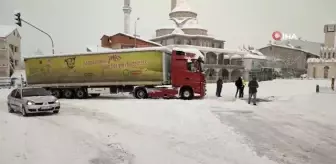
<box><xmin>7</xmin><ymin>87</ymin><xmax>60</xmax><ymax>116</ymax></box>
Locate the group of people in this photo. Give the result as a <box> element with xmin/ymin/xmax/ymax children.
<box><xmin>216</xmin><ymin>76</ymin><xmax>259</xmax><ymax>105</ymax></box>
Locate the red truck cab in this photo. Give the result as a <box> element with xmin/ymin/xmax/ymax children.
<box><xmin>146</xmin><ymin>47</ymin><xmax>206</xmax><ymax>99</ymax></box>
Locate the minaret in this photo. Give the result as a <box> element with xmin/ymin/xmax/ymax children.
<box><xmin>171</xmin><ymin>0</ymin><xmax>177</xmax><ymax>11</ymax></box>
<box><xmin>123</xmin><ymin>0</ymin><xmax>131</xmax><ymax>34</ymax></box>
<box><xmin>324</xmin><ymin>23</ymin><xmax>336</xmax><ymax>47</ymax></box>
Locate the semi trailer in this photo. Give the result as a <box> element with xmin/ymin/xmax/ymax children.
<box><xmin>23</xmin><ymin>46</ymin><xmax>206</xmax><ymax>99</ymax></box>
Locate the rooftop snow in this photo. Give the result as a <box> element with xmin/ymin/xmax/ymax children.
<box><xmin>307</xmin><ymin>58</ymin><xmax>336</xmax><ymax>63</ymax></box>
<box><xmin>86</xmin><ymin>46</ymin><xmax>113</xmax><ymax>52</ymax></box>
<box><xmin>0</xmin><ymin>25</ymin><xmax>17</xmax><ymax>38</ymax></box>
<box><xmin>260</xmin><ymin>43</ymin><xmax>320</xmax><ymax>57</ymax></box>
<box><xmin>116</xmin><ymin>32</ymin><xmax>162</xmax><ymax>46</ymax></box>
<box><xmin>24</xmin><ymin>46</ymin><xmax>205</xmax><ymax>59</ymax></box>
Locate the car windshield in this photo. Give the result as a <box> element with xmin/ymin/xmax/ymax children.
<box><xmin>22</xmin><ymin>88</ymin><xmax>51</xmax><ymax>97</ymax></box>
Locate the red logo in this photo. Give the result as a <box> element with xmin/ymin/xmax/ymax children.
<box><xmin>272</xmin><ymin>31</ymin><xmax>282</xmax><ymax>41</ymax></box>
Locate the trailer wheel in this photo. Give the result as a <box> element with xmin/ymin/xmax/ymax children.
<box><xmin>63</xmin><ymin>89</ymin><xmax>74</xmax><ymax>99</ymax></box>
<box><xmin>180</xmin><ymin>87</ymin><xmax>194</xmax><ymax>100</ymax></box>
<box><xmin>134</xmin><ymin>87</ymin><xmax>148</xmax><ymax>99</ymax></box>
<box><xmin>51</xmin><ymin>89</ymin><xmax>62</xmax><ymax>99</ymax></box>
<box><xmin>75</xmin><ymin>88</ymin><xmax>87</xmax><ymax>99</ymax></box>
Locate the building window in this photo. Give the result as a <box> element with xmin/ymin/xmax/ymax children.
<box><xmin>176</xmin><ymin>39</ymin><xmax>182</xmax><ymax>44</ymax></box>
<box><xmin>211</xmin><ymin>43</ymin><xmax>215</xmax><ymax>48</ymax></box>
<box><xmin>14</xmin><ymin>60</ymin><xmax>18</xmax><ymax>66</ymax></box>
<box><xmin>328</xmin><ymin>52</ymin><xmax>331</xmax><ymax>59</ymax></box>
<box><xmin>324</xmin><ymin>66</ymin><xmax>329</xmax><ymax>78</ymax></box>
<box><xmin>333</xmin><ymin>52</ymin><xmax>335</xmax><ymax>58</ymax></box>
<box><xmin>14</xmin><ymin>46</ymin><xmax>18</xmax><ymax>52</ymax></box>
<box><xmin>324</xmin><ymin>52</ymin><xmax>327</xmax><ymax>58</ymax></box>
<box><xmin>187</xmin><ymin>40</ymin><xmax>191</xmax><ymax>45</ymax></box>
<box><xmin>9</xmin><ymin>44</ymin><xmax>14</xmax><ymax>52</ymax></box>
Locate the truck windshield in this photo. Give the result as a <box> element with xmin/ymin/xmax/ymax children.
<box><xmin>22</xmin><ymin>88</ymin><xmax>51</xmax><ymax>97</ymax></box>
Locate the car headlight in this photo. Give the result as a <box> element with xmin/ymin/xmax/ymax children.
<box><xmin>55</xmin><ymin>100</ymin><xmax>59</xmax><ymax>103</ymax></box>
<box><xmin>27</xmin><ymin>101</ymin><xmax>33</xmax><ymax>105</ymax></box>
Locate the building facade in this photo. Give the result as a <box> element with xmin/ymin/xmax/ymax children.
<box><xmin>259</xmin><ymin>41</ymin><xmax>320</xmax><ymax>78</ymax></box>
<box><xmin>307</xmin><ymin>24</ymin><xmax>336</xmax><ymax>79</ymax></box>
<box><xmin>101</xmin><ymin>33</ymin><xmax>161</xmax><ymax>49</ymax></box>
<box><xmin>0</xmin><ymin>25</ymin><xmax>21</xmax><ymax>77</ymax></box>
<box><xmin>149</xmin><ymin>0</ymin><xmax>256</xmax><ymax>82</ymax></box>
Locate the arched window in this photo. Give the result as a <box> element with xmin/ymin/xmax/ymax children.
<box><xmin>324</xmin><ymin>66</ymin><xmax>329</xmax><ymax>78</ymax></box>
<box><xmin>176</xmin><ymin>39</ymin><xmax>182</xmax><ymax>44</ymax></box>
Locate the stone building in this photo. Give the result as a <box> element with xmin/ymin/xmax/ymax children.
<box><xmin>307</xmin><ymin>24</ymin><xmax>336</xmax><ymax>78</ymax></box>
<box><xmin>101</xmin><ymin>32</ymin><xmax>161</xmax><ymax>49</ymax></box>
<box><xmin>150</xmin><ymin>0</ymin><xmax>257</xmax><ymax>82</ymax></box>
<box><xmin>0</xmin><ymin>25</ymin><xmax>21</xmax><ymax>77</ymax></box>
<box><xmin>259</xmin><ymin>40</ymin><xmax>321</xmax><ymax>77</ymax></box>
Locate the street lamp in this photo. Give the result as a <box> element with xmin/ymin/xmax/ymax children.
<box><xmin>134</xmin><ymin>17</ymin><xmax>140</xmax><ymax>48</ymax></box>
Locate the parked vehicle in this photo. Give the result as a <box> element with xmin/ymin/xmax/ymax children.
<box><xmin>23</xmin><ymin>46</ymin><xmax>206</xmax><ymax>99</ymax></box>
<box><xmin>7</xmin><ymin>87</ymin><xmax>60</xmax><ymax>116</ymax></box>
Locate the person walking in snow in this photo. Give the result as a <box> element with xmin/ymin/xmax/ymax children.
<box><xmin>235</xmin><ymin>77</ymin><xmax>243</xmax><ymax>98</ymax></box>
<box><xmin>216</xmin><ymin>77</ymin><xmax>223</xmax><ymax>97</ymax></box>
<box><xmin>248</xmin><ymin>76</ymin><xmax>259</xmax><ymax>105</ymax></box>
<box><xmin>240</xmin><ymin>77</ymin><xmax>247</xmax><ymax>98</ymax></box>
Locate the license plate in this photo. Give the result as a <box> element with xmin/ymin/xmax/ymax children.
<box><xmin>41</xmin><ymin>106</ymin><xmax>50</xmax><ymax>110</ymax></box>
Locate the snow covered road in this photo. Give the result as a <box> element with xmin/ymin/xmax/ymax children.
<box><xmin>0</xmin><ymin>79</ymin><xmax>335</xmax><ymax>164</ymax></box>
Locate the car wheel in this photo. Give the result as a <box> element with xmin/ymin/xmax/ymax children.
<box><xmin>7</xmin><ymin>103</ymin><xmax>14</xmax><ymax>113</ymax></box>
<box><xmin>21</xmin><ymin>106</ymin><xmax>28</xmax><ymax>117</ymax></box>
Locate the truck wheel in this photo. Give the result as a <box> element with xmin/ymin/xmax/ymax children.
<box><xmin>134</xmin><ymin>88</ymin><xmax>148</xmax><ymax>99</ymax></box>
<box><xmin>63</xmin><ymin>89</ymin><xmax>74</xmax><ymax>99</ymax></box>
<box><xmin>51</xmin><ymin>89</ymin><xmax>62</xmax><ymax>99</ymax></box>
<box><xmin>180</xmin><ymin>88</ymin><xmax>194</xmax><ymax>100</ymax></box>
<box><xmin>75</xmin><ymin>89</ymin><xmax>87</xmax><ymax>99</ymax></box>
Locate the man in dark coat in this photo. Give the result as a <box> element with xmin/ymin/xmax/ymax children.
<box><xmin>235</xmin><ymin>77</ymin><xmax>243</xmax><ymax>98</ymax></box>
<box><xmin>248</xmin><ymin>76</ymin><xmax>259</xmax><ymax>105</ymax></box>
<box><xmin>216</xmin><ymin>77</ymin><xmax>223</xmax><ymax>97</ymax></box>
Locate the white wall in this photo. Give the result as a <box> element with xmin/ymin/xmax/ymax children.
<box><xmin>5</xmin><ymin>29</ymin><xmax>21</xmax><ymax>65</ymax></box>
<box><xmin>307</xmin><ymin>62</ymin><xmax>336</xmax><ymax>78</ymax></box>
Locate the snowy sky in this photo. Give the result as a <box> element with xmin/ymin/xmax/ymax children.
<box><xmin>0</xmin><ymin>0</ymin><xmax>335</xmax><ymax>56</ymax></box>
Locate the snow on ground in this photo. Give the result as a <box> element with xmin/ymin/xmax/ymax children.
<box><xmin>0</xmin><ymin>79</ymin><xmax>335</xmax><ymax>164</ymax></box>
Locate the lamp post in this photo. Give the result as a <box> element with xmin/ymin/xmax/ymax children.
<box><xmin>134</xmin><ymin>17</ymin><xmax>140</xmax><ymax>48</ymax></box>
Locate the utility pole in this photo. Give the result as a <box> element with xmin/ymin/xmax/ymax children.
<box><xmin>134</xmin><ymin>17</ymin><xmax>140</xmax><ymax>48</ymax></box>
<box><xmin>14</xmin><ymin>12</ymin><xmax>55</xmax><ymax>54</ymax></box>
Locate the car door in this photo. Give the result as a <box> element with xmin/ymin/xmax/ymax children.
<box><xmin>8</xmin><ymin>89</ymin><xmax>17</xmax><ymax>110</ymax></box>
<box><xmin>12</xmin><ymin>89</ymin><xmax>22</xmax><ymax>111</ymax></box>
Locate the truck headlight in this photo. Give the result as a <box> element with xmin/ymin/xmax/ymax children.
<box><xmin>27</xmin><ymin>101</ymin><xmax>33</xmax><ymax>105</ymax></box>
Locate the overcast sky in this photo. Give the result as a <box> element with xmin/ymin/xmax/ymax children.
<box><xmin>0</xmin><ymin>0</ymin><xmax>335</xmax><ymax>56</ymax></box>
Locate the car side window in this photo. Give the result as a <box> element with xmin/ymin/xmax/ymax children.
<box><xmin>10</xmin><ymin>89</ymin><xmax>17</xmax><ymax>97</ymax></box>
<box><xmin>14</xmin><ymin>90</ymin><xmax>21</xmax><ymax>99</ymax></box>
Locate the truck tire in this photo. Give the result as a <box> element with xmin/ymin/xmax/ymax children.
<box><xmin>180</xmin><ymin>88</ymin><xmax>194</xmax><ymax>100</ymax></box>
<box><xmin>51</xmin><ymin>89</ymin><xmax>62</xmax><ymax>99</ymax></box>
<box><xmin>63</xmin><ymin>89</ymin><xmax>74</xmax><ymax>99</ymax></box>
<box><xmin>134</xmin><ymin>87</ymin><xmax>148</xmax><ymax>99</ymax></box>
<box><xmin>75</xmin><ymin>88</ymin><xmax>87</xmax><ymax>99</ymax></box>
